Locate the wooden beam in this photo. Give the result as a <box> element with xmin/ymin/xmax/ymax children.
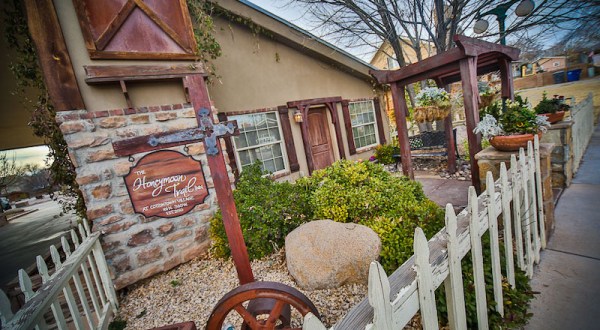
<box><xmin>460</xmin><ymin>57</ymin><xmax>482</xmax><ymax>193</ymax></box>
<box><xmin>185</xmin><ymin>75</ymin><xmax>254</xmax><ymax>285</ymax></box>
<box><xmin>95</xmin><ymin>0</ymin><xmax>136</xmax><ymax>50</ymax></box>
<box><xmin>84</xmin><ymin>64</ymin><xmax>206</xmax><ymax>84</ymax></box>
<box><xmin>217</xmin><ymin>113</ymin><xmax>240</xmax><ymax>179</ymax></box>
<box><xmin>373</xmin><ymin>97</ymin><xmax>387</xmax><ymax>145</ymax></box>
<box><xmin>390</xmin><ymin>83</ymin><xmax>414</xmax><ymax>179</ymax></box>
<box><xmin>454</xmin><ymin>34</ymin><xmax>520</xmax><ymax>61</ymax></box>
<box><xmin>287</xmin><ymin>96</ymin><xmax>343</xmax><ymax>109</ymax></box>
<box><xmin>298</xmin><ymin>105</ymin><xmax>316</xmax><ymax>174</ymax></box>
<box><xmin>24</xmin><ymin>0</ymin><xmax>85</xmax><ymax>111</ymax></box>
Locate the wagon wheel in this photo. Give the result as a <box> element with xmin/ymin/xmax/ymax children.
<box><xmin>206</xmin><ymin>281</ymin><xmax>320</xmax><ymax>330</ymax></box>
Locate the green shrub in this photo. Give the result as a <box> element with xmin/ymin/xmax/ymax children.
<box><xmin>209</xmin><ymin>162</ymin><xmax>313</xmax><ymax>260</ymax></box>
<box><xmin>374</xmin><ymin>141</ymin><xmax>400</xmax><ymax>165</ymax></box>
<box><xmin>301</xmin><ymin>160</ymin><xmax>445</xmax><ymax>271</ymax></box>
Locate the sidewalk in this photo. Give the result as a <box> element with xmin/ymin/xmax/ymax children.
<box><xmin>526</xmin><ymin>124</ymin><xmax>600</xmax><ymax>329</ymax></box>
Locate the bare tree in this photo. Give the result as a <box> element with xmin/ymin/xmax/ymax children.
<box><xmin>0</xmin><ymin>152</ymin><xmax>26</xmax><ymax>196</ymax></box>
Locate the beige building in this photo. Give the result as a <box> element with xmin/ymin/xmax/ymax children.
<box><xmin>209</xmin><ymin>0</ymin><xmax>391</xmax><ymax>179</ymax></box>
<box><xmin>17</xmin><ymin>0</ymin><xmax>391</xmax><ymax>288</ymax></box>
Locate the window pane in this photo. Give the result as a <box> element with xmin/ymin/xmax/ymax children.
<box><xmin>274</xmin><ymin>157</ymin><xmax>285</xmax><ymax>171</ymax></box>
<box><xmin>239</xmin><ymin>150</ymin><xmax>251</xmax><ymax>166</ymax></box>
<box><xmin>263</xmin><ymin>159</ymin><xmax>276</xmax><ymax>173</ymax></box>
<box><xmin>246</xmin><ymin>131</ymin><xmax>258</xmax><ymax>146</ymax></box>
<box><xmin>255</xmin><ymin>114</ymin><xmax>267</xmax><ymax>130</ymax></box>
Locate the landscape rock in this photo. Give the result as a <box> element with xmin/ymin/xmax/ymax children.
<box><xmin>285</xmin><ymin>220</ymin><xmax>381</xmax><ymax>290</ymax></box>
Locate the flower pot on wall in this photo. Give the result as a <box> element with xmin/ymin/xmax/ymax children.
<box><xmin>540</xmin><ymin>111</ymin><xmax>565</xmax><ymax>124</ymax></box>
<box><xmin>490</xmin><ymin>133</ymin><xmax>541</xmax><ymax>152</ymax></box>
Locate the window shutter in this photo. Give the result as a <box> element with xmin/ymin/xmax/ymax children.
<box><xmin>278</xmin><ymin>106</ymin><xmax>300</xmax><ymax>172</ymax></box>
<box><xmin>374</xmin><ymin>97</ymin><xmax>387</xmax><ymax>145</ymax></box>
<box><xmin>341</xmin><ymin>100</ymin><xmax>357</xmax><ymax>155</ymax></box>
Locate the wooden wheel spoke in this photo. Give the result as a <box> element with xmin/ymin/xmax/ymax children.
<box><xmin>234</xmin><ymin>303</ymin><xmax>261</xmax><ymax>328</ymax></box>
<box><xmin>266</xmin><ymin>300</ymin><xmax>286</xmax><ymax>325</ymax></box>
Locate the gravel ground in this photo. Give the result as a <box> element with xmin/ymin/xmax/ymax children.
<box><xmin>115</xmin><ymin>250</ymin><xmax>367</xmax><ymax>329</ymax></box>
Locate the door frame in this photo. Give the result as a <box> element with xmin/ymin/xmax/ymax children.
<box><xmin>287</xmin><ymin>96</ymin><xmax>346</xmax><ymax>174</ymax></box>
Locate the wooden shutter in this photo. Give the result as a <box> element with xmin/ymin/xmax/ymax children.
<box><xmin>74</xmin><ymin>0</ymin><xmax>198</xmax><ymax>59</ymax></box>
<box><xmin>374</xmin><ymin>97</ymin><xmax>387</xmax><ymax>145</ymax></box>
<box><xmin>341</xmin><ymin>100</ymin><xmax>357</xmax><ymax>155</ymax></box>
<box><xmin>278</xmin><ymin>106</ymin><xmax>300</xmax><ymax>172</ymax></box>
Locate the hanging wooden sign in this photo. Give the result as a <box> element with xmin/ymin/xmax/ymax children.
<box><xmin>124</xmin><ymin>150</ymin><xmax>208</xmax><ymax>218</ymax></box>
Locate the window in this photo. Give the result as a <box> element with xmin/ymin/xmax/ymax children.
<box><xmin>387</xmin><ymin>56</ymin><xmax>398</xmax><ymax>69</ymax></box>
<box><xmin>349</xmin><ymin>100</ymin><xmax>379</xmax><ymax>149</ymax></box>
<box><xmin>231</xmin><ymin>112</ymin><xmax>287</xmax><ymax>174</ymax></box>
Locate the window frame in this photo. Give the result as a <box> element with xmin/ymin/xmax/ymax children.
<box><xmin>230</xmin><ymin>111</ymin><xmax>289</xmax><ymax>175</ymax></box>
<box><xmin>348</xmin><ymin>100</ymin><xmax>380</xmax><ymax>151</ymax></box>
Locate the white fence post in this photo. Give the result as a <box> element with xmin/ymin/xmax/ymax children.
<box><xmin>367</xmin><ymin>262</ymin><xmax>394</xmax><ymax>330</ymax></box>
<box><xmin>486</xmin><ymin>173</ymin><xmax>504</xmax><ymax>316</ymax></box>
<box><xmin>527</xmin><ymin>143</ymin><xmax>541</xmax><ymax>264</ymax></box>
<box><xmin>500</xmin><ymin>163</ymin><xmax>516</xmax><ymax>288</ymax></box>
<box><xmin>511</xmin><ymin>155</ymin><xmax>525</xmax><ymax>271</ymax></box>
<box><xmin>444</xmin><ymin>204</ymin><xmax>467</xmax><ymax>330</ymax></box>
<box><xmin>468</xmin><ymin>186</ymin><xmax>488</xmax><ymax>330</ymax></box>
<box><xmin>533</xmin><ymin>136</ymin><xmax>546</xmax><ymax>248</ymax></box>
<box><xmin>414</xmin><ymin>228</ymin><xmax>439</xmax><ymax>330</ymax></box>
<box><xmin>519</xmin><ymin>148</ymin><xmax>534</xmax><ymax>278</ymax></box>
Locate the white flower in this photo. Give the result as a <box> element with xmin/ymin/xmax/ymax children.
<box><xmin>474</xmin><ymin>114</ymin><xmax>505</xmax><ymax>140</ymax></box>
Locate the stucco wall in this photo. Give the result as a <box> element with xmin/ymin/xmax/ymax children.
<box><xmin>209</xmin><ymin>17</ymin><xmax>389</xmax><ymax>177</ymax></box>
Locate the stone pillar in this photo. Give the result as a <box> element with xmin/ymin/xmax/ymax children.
<box><xmin>56</xmin><ymin>103</ymin><xmax>232</xmax><ymax>289</ymax></box>
<box><xmin>475</xmin><ymin>143</ymin><xmax>555</xmax><ymax>239</ymax></box>
<box><xmin>540</xmin><ymin>120</ymin><xmax>574</xmax><ymax>188</ymax></box>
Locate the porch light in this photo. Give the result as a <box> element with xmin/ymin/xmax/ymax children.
<box><xmin>293</xmin><ymin>110</ymin><xmax>303</xmax><ymax>123</ymax></box>
<box><xmin>473</xmin><ymin>0</ymin><xmax>535</xmax><ymax>45</ymax></box>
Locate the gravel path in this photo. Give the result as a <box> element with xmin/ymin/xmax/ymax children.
<box><xmin>116</xmin><ymin>250</ymin><xmax>367</xmax><ymax>329</ymax></box>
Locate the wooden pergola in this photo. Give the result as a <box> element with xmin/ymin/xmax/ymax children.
<box><xmin>370</xmin><ymin>35</ymin><xmax>520</xmax><ymax>191</ymax></box>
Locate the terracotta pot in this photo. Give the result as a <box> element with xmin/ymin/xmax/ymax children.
<box><xmin>490</xmin><ymin>133</ymin><xmax>541</xmax><ymax>152</ymax></box>
<box><xmin>540</xmin><ymin>111</ymin><xmax>565</xmax><ymax>124</ymax></box>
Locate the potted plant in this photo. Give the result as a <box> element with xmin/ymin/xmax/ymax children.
<box><xmin>475</xmin><ymin>96</ymin><xmax>550</xmax><ymax>151</ymax></box>
<box><xmin>413</xmin><ymin>87</ymin><xmax>451</xmax><ymax>123</ymax></box>
<box><xmin>534</xmin><ymin>92</ymin><xmax>570</xmax><ymax>124</ymax></box>
<box><xmin>478</xmin><ymin>82</ymin><xmax>498</xmax><ymax>109</ymax></box>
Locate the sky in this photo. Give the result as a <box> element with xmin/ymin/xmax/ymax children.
<box><xmin>2</xmin><ymin>146</ymin><xmax>50</xmax><ymax>168</ymax></box>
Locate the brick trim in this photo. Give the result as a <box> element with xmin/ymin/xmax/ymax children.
<box><xmin>56</xmin><ymin>103</ymin><xmax>192</xmax><ymax>123</ymax></box>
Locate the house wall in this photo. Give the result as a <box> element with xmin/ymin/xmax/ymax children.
<box><xmin>209</xmin><ymin>16</ymin><xmax>389</xmax><ymax>178</ymax></box>
<box><xmin>538</xmin><ymin>57</ymin><xmax>566</xmax><ymax>72</ymax></box>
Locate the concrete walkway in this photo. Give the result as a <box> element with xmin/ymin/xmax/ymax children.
<box><xmin>526</xmin><ymin>124</ymin><xmax>600</xmax><ymax>329</ymax></box>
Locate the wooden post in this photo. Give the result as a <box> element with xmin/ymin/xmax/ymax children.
<box><xmin>390</xmin><ymin>83</ymin><xmax>414</xmax><ymax>179</ymax></box>
<box><xmin>185</xmin><ymin>75</ymin><xmax>254</xmax><ymax>285</ymax></box>
<box><xmin>460</xmin><ymin>57</ymin><xmax>482</xmax><ymax>192</ymax></box>
<box><xmin>499</xmin><ymin>58</ymin><xmax>515</xmax><ymax>101</ymax></box>
<box><xmin>435</xmin><ymin>79</ymin><xmax>457</xmax><ymax>174</ymax></box>
<box><xmin>23</xmin><ymin>0</ymin><xmax>85</xmax><ymax>111</ymax></box>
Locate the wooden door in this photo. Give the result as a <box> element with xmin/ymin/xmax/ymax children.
<box><xmin>307</xmin><ymin>107</ymin><xmax>335</xmax><ymax>171</ymax></box>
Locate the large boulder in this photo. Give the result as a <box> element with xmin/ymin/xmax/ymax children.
<box><xmin>285</xmin><ymin>220</ymin><xmax>381</xmax><ymax>290</ymax></box>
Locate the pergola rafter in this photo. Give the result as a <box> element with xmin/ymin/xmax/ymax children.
<box><xmin>370</xmin><ymin>35</ymin><xmax>520</xmax><ymax>192</ymax></box>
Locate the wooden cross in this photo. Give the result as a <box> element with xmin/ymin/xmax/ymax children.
<box><xmin>112</xmin><ymin>75</ymin><xmax>254</xmax><ymax>285</ymax></box>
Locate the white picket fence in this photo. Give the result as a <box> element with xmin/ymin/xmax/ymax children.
<box><xmin>0</xmin><ymin>221</ymin><xmax>118</xmax><ymax>329</ymax></box>
<box><xmin>304</xmin><ymin>136</ymin><xmax>546</xmax><ymax>330</ymax></box>
<box><xmin>571</xmin><ymin>93</ymin><xmax>595</xmax><ymax>174</ymax></box>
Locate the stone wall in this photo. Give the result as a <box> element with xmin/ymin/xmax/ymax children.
<box><xmin>475</xmin><ymin>143</ymin><xmax>555</xmax><ymax>239</ymax></box>
<box><xmin>56</xmin><ymin>104</ymin><xmax>232</xmax><ymax>289</ymax></box>
<box><xmin>540</xmin><ymin>121</ymin><xmax>574</xmax><ymax>188</ymax></box>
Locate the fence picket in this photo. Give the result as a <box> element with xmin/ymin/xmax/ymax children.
<box><xmin>527</xmin><ymin>143</ymin><xmax>541</xmax><ymax>264</ymax></box>
<box><xmin>534</xmin><ymin>136</ymin><xmax>546</xmax><ymax>248</ymax></box>
<box><xmin>37</xmin><ymin>256</ymin><xmax>68</xmax><ymax>330</ymax></box>
<box><xmin>61</xmin><ymin>237</ymin><xmax>95</xmax><ymax>329</ymax></box>
<box><xmin>500</xmin><ymin>163</ymin><xmax>516</xmax><ymax>288</ymax></box>
<box><xmin>71</xmin><ymin>230</ymin><xmax>102</xmax><ymax>321</ymax></box>
<box><xmin>414</xmin><ymin>228</ymin><xmax>439</xmax><ymax>330</ymax></box>
<box><xmin>367</xmin><ymin>262</ymin><xmax>393</xmax><ymax>330</ymax></box>
<box><xmin>19</xmin><ymin>270</ymin><xmax>48</xmax><ymax>330</ymax></box>
<box><xmin>0</xmin><ymin>288</ymin><xmax>13</xmax><ymax>325</ymax></box>
<box><xmin>519</xmin><ymin>148</ymin><xmax>534</xmax><ymax>278</ymax></box>
<box><xmin>92</xmin><ymin>240</ymin><xmax>119</xmax><ymax>313</ymax></box>
<box><xmin>443</xmin><ymin>204</ymin><xmax>467</xmax><ymax>330</ymax></box>
<box><xmin>486</xmin><ymin>173</ymin><xmax>504</xmax><ymax>316</ymax></box>
<box><xmin>303</xmin><ymin>313</ymin><xmax>327</xmax><ymax>330</ymax></box>
<box><xmin>510</xmin><ymin>155</ymin><xmax>525</xmax><ymax>271</ymax></box>
<box><xmin>468</xmin><ymin>186</ymin><xmax>488</xmax><ymax>330</ymax></box>
<box><xmin>51</xmin><ymin>245</ymin><xmax>85</xmax><ymax>330</ymax></box>
<box><xmin>79</xmin><ymin>225</ymin><xmax>107</xmax><ymax>306</ymax></box>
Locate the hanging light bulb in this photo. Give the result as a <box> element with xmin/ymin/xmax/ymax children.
<box><xmin>473</xmin><ymin>19</ymin><xmax>489</xmax><ymax>34</ymax></box>
<box><xmin>293</xmin><ymin>110</ymin><xmax>303</xmax><ymax>123</ymax></box>
<box><xmin>515</xmin><ymin>0</ymin><xmax>535</xmax><ymax>17</ymax></box>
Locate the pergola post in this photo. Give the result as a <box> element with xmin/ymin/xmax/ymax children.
<box><xmin>390</xmin><ymin>83</ymin><xmax>414</xmax><ymax>179</ymax></box>
<box><xmin>499</xmin><ymin>57</ymin><xmax>515</xmax><ymax>100</ymax></box>
<box><xmin>460</xmin><ymin>57</ymin><xmax>482</xmax><ymax>192</ymax></box>
<box><xmin>435</xmin><ymin>78</ymin><xmax>457</xmax><ymax>174</ymax></box>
